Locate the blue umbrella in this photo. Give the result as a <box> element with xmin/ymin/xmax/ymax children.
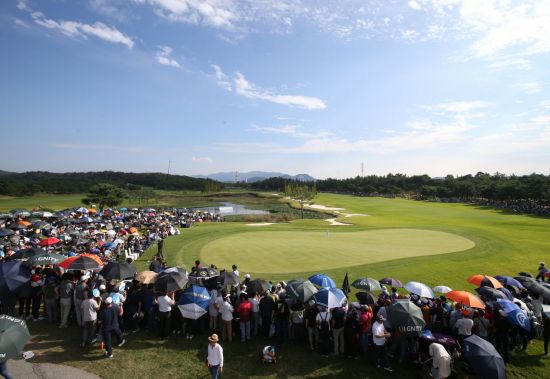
<box><xmin>313</xmin><ymin>287</ymin><xmax>346</xmax><ymax>309</ymax></box>
<box><xmin>308</xmin><ymin>274</ymin><xmax>336</xmax><ymax>288</ymax></box>
<box><xmin>495</xmin><ymin>275</ymin><xmax>525</xmax><ymax>290</ymax></box>
<box><xmin>496</xmin><ymin>299</ymin><xmax>531</xmax><ymax>333</ymax></box>
<box><xmin>177</xmin><ymin>285</ymin><xmax>211</xmax><ymax>319</ymax></box>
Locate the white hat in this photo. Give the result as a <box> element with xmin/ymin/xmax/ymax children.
<box><xmin>105</xmin><ymin>297</ymin><xmax>113</xmax><ymax>304</ymax></box>
<box><xmin>80</xmin><ymin>275</ymin><xmax>87</xmax><ymax>281</ymax></box>
<box><xmin>244</xmin><ymin>273</ymin><xmax>251</xmax><ymax>279</ymax></box>
<box><xmin>99</xmin><ymin>284</ymin><xmax>106</xmax><ymax>291</ymax></box>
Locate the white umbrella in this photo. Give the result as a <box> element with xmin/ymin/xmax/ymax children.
<box><xmin>404</xmin><ymin>281</ymin><xmax>434</xmax><ymax>298</ymax></box>
<box><xmin>433</xmin><ymin>285</ymin><xmax>452</xmax><ymax>294</ymax></box>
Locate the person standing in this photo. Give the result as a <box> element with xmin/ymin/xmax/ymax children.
<box><xmin>155</xmin><ymin>291</ymin><xmax>175</xmax><ymax>339</ymax></box>
<box><xmin>304</xmin><ymin>301</ymin><xmax>319</xmax><ymax>350</ymax></box>
<box><xmin>429</xmin><ymin>342</ymin><xmax>452</xmax><ymax>379</ymax></box>
<box><xmin>209</xmin><ymin>290</ymin><xmax>220</xmax><ymax>334</ymax></box>
<box><xmin>74</xmin><ymin>275</ymin><xmax>88</xmax><ymax>327</ymax></box>
<box><xmin>259</xmin><ymin>292</ymin><xmax>275</xmax><ymax>339</ymax></box>
<box><xmin>316</xmin><ymin>306</ymin><xmax>332</xmax><ymax>357</ymax></box>
<box><xmin>98</xmin><ymin>297</ymin><xmax>125</xmax><ymax>358</ymax></box>
<box><xmin>372</xmin><ymin>314</ymin><xmax>392</xmax><ymax>372</ymax></box>
<box><xmin>206</xmin><ymin>334</ymin><xmax>224</xmax><ymax>379</ymax></box>
<box><xmin>359</xmin><ymin>305</ymin><xmax>373</xmax><ymax>354</ymax></box>
<box><xmin>235</xmin><ymin>293</ymin><xmax>252</xmax><ymax>342</ymax></box>
<box><xmin>331</xmin><ymin>305</ymin><xmax>346</xmax><ymax>356</ymax></box>
<box><xmin>157</xmin><ymin>238</ymin><xmax>164</xmax><ymax>260</ymax></box>
<box><xmin>58</xmin><ymin>274</ymin><xmax>74</xmax><ymax>328</ymax></box>
<box><xmin>81</xmin><ymin>290</ymin><xmax>100</xmax><ymax>347</ymax></box>
<box><xmin>250</xmin><ymin>293</ymin><xmax>260</xmax><ymax>337</ymax></box>
<box><xmin>220</xmin><ymin>294</ymin><xmax>234</xmax><ymax>342</ymax></box>
<box><xmin>274</xmin><ymin>295</ymin><xmax>290</xmax><ymax>345</ymax></box>
<box><xmin>42</xmin><ymin>277</ymin><xmax>59</xmax><ymax>324</ymax></box>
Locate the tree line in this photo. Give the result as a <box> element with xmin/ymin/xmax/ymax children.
<box><xmin>249</xmin><ymin>173</ymin><xmax>550</xmax><ymax>202</ymax></box>
<box><xmin>0</xmin><ymin>171</ymin><xmax>222</xmax><ymax>196</ymax></box>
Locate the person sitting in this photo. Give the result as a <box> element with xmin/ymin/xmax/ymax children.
<box><xmin>261</xmin><ymin>345</ymin><xmax>277</xmax><ymax>363</ymax></box>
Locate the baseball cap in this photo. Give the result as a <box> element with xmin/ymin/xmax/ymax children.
<box><xmin>105</xmin><ymin>297</ymin><xmax>113</xmax><ymax>304</ymax></box>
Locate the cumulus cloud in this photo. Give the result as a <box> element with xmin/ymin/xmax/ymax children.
<box><xmin>192</xmin><ymin>156</ymin><xmax>213</xmax><ymax>163</ymax></box>
<box><xmin>211</xmin><ymin>64</ymin><xmax>232</xmax><ymax>91</ymax></box>
<box><xmin>30</xmin><ymin>11</ymin><xmax>134</xmax><ymax>48</ymax></box>
<box><xmin>156</xmin><ymin>46</ymin><xmax>182</xmax><ymax>68</ymax></box>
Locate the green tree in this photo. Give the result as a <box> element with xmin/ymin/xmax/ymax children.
<box><xmin>82</xmin><ymin>183</ymin><xmax>125</xmax><ymax>211</ymax></box>
<box><xmin>285</xmin><ymin>182</ymin><xmax>317</xmax><ymax>219</ymax></box>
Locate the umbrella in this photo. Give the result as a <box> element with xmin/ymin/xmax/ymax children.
<box><xmin>76</xmin><ymin>207</ymin><xmax>88</xmax><ymax>213</ymax></box>
<box><xmin>468</xmin><ymin>275</ymin><xmax>503</xmax><ymax>289</ymax></box>
<box><xmin>79</xmin><ymin>254</ymin><xmax>103</xmax><ymax>266</ymax></box>
<box><xmin>0</xmin><ymin>228</ymin><xmax>15</xmax><ymax>237</ymax></box>
<box><xmin>518</xmin><ymin>272</ymin><xmax>532</xmax><ymax>278</ymax></box>
<box><xmin>177</xmin><ymin>285</ymin><xmax>211</xmax><ymax>320</ymax></box>
<box><xmin>446</xmin><ymin>290</ymin><xmax>485</xmax><ymax>309</ymax></box>
<box><xmin>32</xmin><ymin>221</ymin><xmax>51</xmax><ymax>230</ymax></box>
<box><xmin>6</xmin><ymin>247</ymin><xmax>47</xmax><ymax>261</ymax></box>
<box><xmin>155</xmin><ymin>270</ymin><xmax>188</xmax><ymax>292</ymax></box>
<box><xmin>308</xmin><ymin>274</ymin><xmax>336</xmax><ymax>289</ymax></box>
<box><xmin>27</xmin><ymin>252</ymin><xmax>66</xmax><ymax>266</ymax></box>
<box><xmin>0</xmin><ymin>314</ymin><xmax>31</xmax><ymax>362</ymax></box>
<box><xmin>10</xmin><ymin>209</ymin><xmax>30</xmax><ymax>217</ymax></box>
<box><xmin>223</xmin><ymin>271</ymin><xmax>240</xmax><ymax>286</ymax></box>
<box><xmin>312</xmin><ymin>287</ymin><xmax>346</xmax><ymax>309</ymax></box>
<box><xmin>58</xmin><ymin>256</ymin><xmax>102</xmax><ymax>271</ymax></box>
<box><xmin>494</xmin><ymin>275</ymin><xmax>525</xmax><ymax>290</ymax></box>
<box><xmin>189</xmin><ymin>267</ymin><xmax>219</xmax><ymax>280</ymax></box>
<box><xmin>248</xmin><ymin>279</ymin><xmax>271</xmax><ymax>295</ymax></box>
<box><xmin>475</xmin><ymin>287</ymin><xmax>506</xmax><ymax>301</ymax></box>
<box><xmin>99</xmin><ymin>262</ymin><xmax>137</xmax><ymax>280</ymax></box>
<box><xmin>286</xmin><ymin>279</ymin><xmax>317</xmax><ymax>302</ymax></box>
<box><xmin>39</xmin><ymin>237</ymin><xmax>60</xmax><ymax>247</ymax></box>
<box><xmin>379</xmin><ymin>278</ymin><xmax>403</xmax><ymax>288</ymax></box>
<box><xmin>404</xmin><ymin>281</ymin><xmax>434</xmax><ymax>298</ymax></box>
<box><xmin>356</xmin><ymin>291</ymin><xmax>377</xmax><ymax>306</ymax></box>
<box><xmin>463</xmin><ymin>335</ymin><xmax>506</xmax><ymax>379</ymax></box>
<box><xmin>352</xmin><ymin>278</ymin><xmax>382</xmax><ymax>292</ymax></box>
<box><xmin>387</xmin><ymin>299</ymin><xmax>426</xmax><ymax>336</ymax></box>
<box><xmin>432</xmin><ymin>285</ymin><xmax>453</xmax><ymax>294</ymax></box>
<box><xmin>136</xmin><ymin>271</ymin><xmax>158</xmax><ymax>284</ymax></box>
<box><xmin>496</xmin><ymin>299</ymin><xmax>531</xmax><ymax>333</ymax></box>
<box><xmin>0</xmin><ymin>261</ymin><xmax>31</xmax><ymax>298</ymax></box>
<box><xmin>514</xmin><ymin>276</ymin><xmax>550</xmax><ymax>301</ymax></box>
<box><xmin>497</xmin><ymin>287</ymin><xmax>514</xmax><ymax>301</ymax></box>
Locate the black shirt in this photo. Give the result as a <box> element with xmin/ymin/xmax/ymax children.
<box><xmin>99</xmin><ymin>304</ymin><xmax>120</xmax><ymax>331</ymax></box>
<box><xmin>332</xmin><ymin>307</ymin><xmax>346</xmax><ymax>329</ymax></box>
<box><xmin>259</xmin><ymin>296</ymin><xmax>274</xmax><ymax>317</ymax></box>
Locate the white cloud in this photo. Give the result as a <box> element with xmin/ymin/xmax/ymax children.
<box><xmin>421</xmin><ymin>100</ymin><xmax>493</xmax><ymax>114</ymax></box>
<box><xmin>192</xmin><ymin>156</ymin><xmax>213</xmax><ymax>163</ymax></box>
<box><xmin>487</xmin><ymin>58</ymin><xmax>532</xmax><ymax>71</ymax></box>
<box><xmin>251</xmin><ymin>124</ymin><xmax>332</xmax><ymax>139</ymax></box>
<box><xmin>30</xmin><ymin>11</ymin><xmax>134</xmax><ymax>48</ymax></box>
<box><xmin>14</xmin><ymin>18</ymin><xmax>30</xmax><ymax>28</ymax></box>
<box><xmin>211</xmin><ymin>64</ymin><xmax>232</xmax><ymax>91</ymax></box>
<box><xmin>234</xmin><ymin>72</ymin><xmax>326</xmax><ymax>110</ymax></box>
<box><xmin>144</xmin><ymin>0</ymin><xmax>237</xmax><ymax>29</ymax></box>
<box><xmin>408</xmin><ymin>0</ymin><xmax>422</xmax><ymax>11</ymax></box>
<box><xmin>156</xmin><ymin>46</ymin><xmax>182</xmax><ymax>68</ymax></box>
<box><xmin>517</xmin><ymin>82</ymin><xmax>541</xmax><ymax>95</ymax></box>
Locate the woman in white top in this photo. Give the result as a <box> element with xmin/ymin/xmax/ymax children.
<box><xmin>206</xmin><ymin>334</ymin><xmax>223</xmax><ymax>379</ymax></box>
<box><xmin>220</xmin><ymin>294</ymin><xmax>234</xmax><ymax>342</ymax></box>
<box><xmin>155</xmin><ymin>292</ymin><xmax>174</xmax><ymax>339</ymax></box>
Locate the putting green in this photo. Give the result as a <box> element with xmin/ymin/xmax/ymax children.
<box><xmin>200</xmin><ymin>228</ymin><xmax>475</xmax><ymax>274</ymax></box>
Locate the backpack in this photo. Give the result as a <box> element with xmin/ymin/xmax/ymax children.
<box><xmin>319</xmin><ymin>312</ymin><xmax>330</xmax><ymax>333</ymax></box>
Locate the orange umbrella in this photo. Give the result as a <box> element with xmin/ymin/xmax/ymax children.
<box><xmin>467</xmin><ymin>275</ymin><xmax>503</xmax><ymax>289</ymax></box>
<box><xmin>446</xmin><ymin>290</ymin><xmax>486</xmax><ymax>309</ymax></box>
<box><xmin>79</xmin><ymin>253</ymin><xmax>103</xmax><ymax>266</ymax></box>
<box><xmin>87</xmin><ymin>208</ymin><xmax>97</xmax><ymax>214</ymax></box>
<box><xmin>18</xmin><ymin>221</ymin><xmax>31</xmax><ymax>227</ymax></box>
<box><xmin>129</xmin><ymin>227</ymin><xmax>138</xmax><ymax>234</ymax></box>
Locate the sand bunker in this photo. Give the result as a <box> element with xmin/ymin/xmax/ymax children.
<box><xmin>325</xmin><ymin>218</ymin><xmax>352</xmax><ymax>226</ymax></box>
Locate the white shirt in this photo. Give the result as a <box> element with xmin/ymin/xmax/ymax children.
<box><xmin>429</xmin><ymin>343</ymin><xmax>451</xmax><ymax>377</ymax></box>
<box><xmin>455</xmin><ymin>318</ymin><xmax>473</xmax><ymax>336</ymax></box>
<box><xmin>250</xmin><ymin>297</ymin><xmax>260</xmax><ymax>313</ymax></box>
<box><xmin>209</xmin><ymin>296</ymin><xmax>220</xmax><ymax>317</ymax></box>
<box><xmin>207</xmin><ymin>343</ymin><xmax>224</xmax><ymax>367</ymax></box>
<box><xmin>157</xmin><ymin>295</ymin><xmax>174</xmax><ymax>313</ymax></box>
<box><xmin>220</xmin><ymin>300</ymin><xmax>234</xmax><ymax>321</ymax></box>
<box><xmin>372</xmin><ymin>321</ymin><xmax>387</xmax><ymax>346</ymax></box>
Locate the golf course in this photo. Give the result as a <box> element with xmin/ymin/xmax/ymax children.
<box><xmin>13</xmin><ymin>192</ymin><xmax>550</xmax><ymax>378</ymax></box>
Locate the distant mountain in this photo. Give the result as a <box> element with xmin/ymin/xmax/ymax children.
<box><xmin>0</xmin><ymin>170</ymin><xmax>16</xmax><ymax>176</ymax></box>
<box><xmin>194</xmin><ymin>171</ymin><xmax>315</xmax><ymax>183</ymax></box>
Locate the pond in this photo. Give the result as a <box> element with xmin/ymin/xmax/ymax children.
<box><xmin>194</xmin><ymin>202</ymin><xmax>270</xmax><ymax>215</ymax></box>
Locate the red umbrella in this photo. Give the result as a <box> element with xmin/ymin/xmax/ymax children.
<box><xmin>59</xmin><ymin>256</ymin><xmax>101</xmax><ymax>270</ymax></box>
<box><xmin>39</xmin><ymin>237</ymin><xmax>60</xmax><ymax>247</ymax></box>
<box><xmin>79</xmin><ymin>253</ymin><xmax>103</xmax><ymax>266</ymax></box>
<box><xmin>467</xmin><ymin>275</ymin><xmax>503</xmax><ymax>289</ymax></box>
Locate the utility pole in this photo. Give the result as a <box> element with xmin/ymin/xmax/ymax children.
<box><xmin>361</xmin><ymin>162</ymin><xmax>364</xmax><ymax>177</ymax></box>
<box><xmin>234</xmin><ymin>171</ymin><xmax>239</xmax><ymax>183</ymax></box>
<box><xmin>167</xmin><ymin>160</ymin><xmax>171</xmax><ymax>175</ymax></box>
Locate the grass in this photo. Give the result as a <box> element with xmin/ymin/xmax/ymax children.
<box><xmin>13</xmin><ymin>193</ymin><xmax>550</xmax><ymax>378</ymax></box>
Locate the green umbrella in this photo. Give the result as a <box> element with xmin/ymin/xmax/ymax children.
<box><xmin>286</xmin><ymin>279</ymin><xmax>318</xmax><ymax>303</ymax></box>
<box><xmin>0</xmin><ymin>314</ymin><xmax>30</xmax><ymax>362</ymax></box>
<box><xmin>386</xmin><ymin>299</ymin><xmax>426</xmax><ymax>336</ymax></box>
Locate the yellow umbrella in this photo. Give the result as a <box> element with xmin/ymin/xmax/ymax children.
<box><xmin>136</xmin><ymin>271</ymin><xmax>158</xmax><ymax>284</ymax></box>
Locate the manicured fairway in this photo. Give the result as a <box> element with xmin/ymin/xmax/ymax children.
<box><xmin>201</xmin><ymin>228</ymin><xmax>475</xmax><ymax>273</ymax></box>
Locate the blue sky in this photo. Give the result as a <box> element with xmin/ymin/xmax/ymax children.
<box><xmin>1</xmin><ymin>0</ymin><xmax>549</xmax><ymax>179</ymax></box>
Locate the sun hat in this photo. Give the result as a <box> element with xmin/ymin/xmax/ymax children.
<box><xmin>105</xmin><ymin>297</ymin><xmax>113</xmax><ymax>304</ymax></box>
<box><xmin>208</xmin><ymin>334</ymin><xmax>219</xmax><ymax>342</ymax></box>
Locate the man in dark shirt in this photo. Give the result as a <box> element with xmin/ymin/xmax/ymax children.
<box><xmin>304</xmin><ymin>301</ymin><xmax>319</xmax><ymax>350</ymax></box>
<box><xmin>259</xmin><ymin>293</ymin><xmax>275</xmax><ymax>338</ymax></box>
<box><xmin>98</xmin><ymin>297</ymin><xmax>125</xmax><ymax>358</ymax></box>
<box><xmin>332</xmin><ymin>306</ymin><xmax>346</xmax><ymax>356</ymax></box>
<box><xmin>274</xmin><ymin>296</ymin><xmax>290</xmax><ymax>344</ymax></box>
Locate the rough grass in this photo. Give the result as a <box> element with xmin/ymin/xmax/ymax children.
<box><xmin>13</xmin><ymin>194</ymin><xmax>550</xmax><ymax>378</ymax></box>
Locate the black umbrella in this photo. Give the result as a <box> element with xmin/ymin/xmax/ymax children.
<box><xmin>0</xmin><ymin>261</ymin><xmax>31</xmax><ymax>298</ymax></box>
<box><xmin>8</xmin><ymin>223</ymin><xmax>27</xmax><ymax>230</ymax></box>
<box><xmin>463</xmin><ymin>335</ymin><xmax>506</xmax><ymax>379</ymax></box>
<box><xmin>59</xmin><ymin>256</ymin><xmax>101</xmax><ymax>271</ymax></box>
<box><xmin>155</xmin><ymin>270</ymin><xmax>188</xmax><ymax>292</ymax></box>
<box><xmin>514</xmin><ymin>276</ymin><xmax>550</xmax><ymax>301</ymax></box>
<box><xmin>475</xmin><ymin>286</ymin><xmax>506</xmax><ymax>301</ymax></box>
<box><xmin>248</xmin><ymin>279</ymin><xmax>271</xmax><ymax>295</ymax></box>
<box><xmin>352</xmin><ymin>278</ymin><xmax>382</xmax><ymax>291</ymax></box>
<box><xmin>356</xmin><ymin>291</ymin><xmax>377</xmax><ymax>306</ymax></box>
<box><xmin>6</xmin><ymin>247</ymin><xmax>47</xmax><ymax>261</ymax></box>
<box><xmin>0</xmin><ymin>314</ymin><xmax>31</xmax><ymax>362</ymax></box>
<box><xmin>379</xmin><ymin>277</ymin><xmax>403</xmax><ymax>288</ymax></box>
<box><xmin>188</xmin><ymin>267</ymin><xmax>219</xmax><ymax>285</ymax></box>
<box><xmin>386</xmin><ymin>299</ymin><xmax>426</xmax><ymax>336</ymax></box>
<box><xmin>32</xmin><ymin>221</ymin><xmax>52</xmax><ymax>230</ymax></box>
<box><xmin>27</xmin><ymin>252</ymin><xmax>66</xmax><ymax>266</ymax></box>
<box><xmin>0</xmin><ymin>228</ymin><xmax>15</xmax><ymax>237</ymax></box>
<box><xmin>99</xmin><ymin>262</ymin><xmax>137</xmax><ymax>280</ymax></box>
<box><xmin>518</xmin><ymin>272</ymin><xmax>533</xmax><ymax>278</ymax></box>
<box><xmin>286</xmin><ymin>279</ymin><xmax>317</xmax><ymax>302</ymax></box>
